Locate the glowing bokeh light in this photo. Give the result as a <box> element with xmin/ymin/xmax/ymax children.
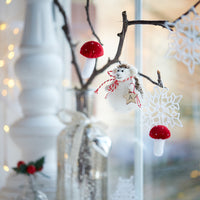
<box><xmin>0</xmin><ymin>23</ymin><xmax>7</xmax><ymax>31</ymax></box>
<box><xmin>0</xmin><ymin>60</ymin><xmax>5</xmax><ymax>67</ymax></box>
<box><xmin>190</xmin><ymin>170</ymin><xmax>199</xmax><ymax>178</ymax></box>
<box><xmin>13</xmin><ymin>28</ymin><xmax>19</xmax><ymax>35</ymax></box>
<box><xmin>3</xmin><ymin>165</ymin><xmax>9</xmax><ymax>172</ymax></box>
<box><xmin>7</xmin><ymin>79</ymin><xmax>15</xmax><ymax>88</ymax></box>
<box><xmin>1</xmin><ymin>90</ymin><xmax>7</xmax><ymax>97</ymax></box>
<box><xmin>8</xmin><ymin>44</ymin><xmax>14</xmax><ymax>51</ymax></box>
<box><xmin>8</xmin><ymin>51</ymin><xmax>15</xmax><ymax>60</ymax></box>
<box><xmin>6</xmin><ymin>0</ymin><xmax>12</xmax><ymax>5</ymax></box>
<box><xmin>3</xmin><ymin>125</ymin><xmax>10</xmax><ymax>133</ymax></box>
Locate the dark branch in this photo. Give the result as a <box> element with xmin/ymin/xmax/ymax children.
<box><xmin>53</xmin><ymin>0</ymin><xmax>68</xmax><ymax>25</ymax></box>
<box><xmin>128</xmin><ymin>0</ymin><xmax>200</xmax><ymax>29</ymax></box>
<box><xmin>157</xmin><ymin>70</ymin><xmax>163</xmax><ymax>87</ymax></box>
<box><xmin>84</xmin><ymin>12</ymin><xmax>165</xmax><ymax>89</ymax></box>
<box><xmin>138</xmin><ymin>72</ymin><xmax>161</xmax><ymax>87</ymax></box>
<box><xmin>84</xmin><ymin>0</ymin><xmax>200</xmax><ymax>88</ymax></box>
<box><xmin>128</xmin><ymin>20</ymin><xmax>168</xmax><ymax>29</ymax></box>
<box><xmin>138</xmin><ymin>70</ymin><xmax>164</xmax><ymax>88</ymax></box>
<box><xmin>85</xmin><ymin>0</ymin><xmax>103</xmax><ymax>45</ymax></box>
<box><xmin>83</xmin><ymin>11</ymin><xmax>128</xmax><ymax>89</ymax></box>
<box><xmin>54</xmin><ymin>0</ymin><xmax>200</xmax><ymax>89</ymax></box>
<box><xmin>173</xmin><ymin>0</ymin><xmax>200</xmax><ymax>23</ymax></box>
<box><xmin>54</xmin><ymin>0</ymin><xmax>84</xmax><ymax>87</ymax></box>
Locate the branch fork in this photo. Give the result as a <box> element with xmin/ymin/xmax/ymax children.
<box><xmin>54</xmin><ymin>0</ymin><xmax>200</xmax><ymax>90</ymax></box>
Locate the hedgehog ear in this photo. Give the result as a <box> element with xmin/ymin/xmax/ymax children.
<box><xmin>113</xmin><ymin>68</ymin><xmax>117</xmax><ymax>74</ymax></box>
<box><xmin>130</xmin><ymin>66</ymin><xmax>138</xmax><ymax>76</ymax></box>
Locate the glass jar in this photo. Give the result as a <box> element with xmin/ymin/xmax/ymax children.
<box><xmin>16</xmin><ymin>175</ymin><xmax>48</xmax><ymax>200</ymax></box>
<box><xmin>56</xmin><ymin>89</ymin><xmax>110</xmax><ymax>200</ymax></box>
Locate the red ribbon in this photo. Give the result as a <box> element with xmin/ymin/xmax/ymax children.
<box><xmin>94</xmin><ymin>70</ymin><xmax>141</xmax><ymax>108</ymax></box>
<box><xmin>95</xmin><ymin>71</ymin><xmax>133</xmax><ymax>95</ymax></box>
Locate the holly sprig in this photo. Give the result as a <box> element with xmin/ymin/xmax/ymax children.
<box><xmin>13</xmin><ymin>157</ymin><xmax>45</xmax><ymax>175</ymax></box>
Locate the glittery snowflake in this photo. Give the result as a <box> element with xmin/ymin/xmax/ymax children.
<box><xmin>166</xmin><ymin>10</ymin><xmax>200</xmax><ymax>74</ymax></box>
<box><xmin>142</xmin><ymin>86</ymin><xmax>183</xmax><ymax>132</ymax></box>
<box><xmin>111</xmin><ymin>176</ymin><xmax>135</xmax><ymax>200</ymax></box>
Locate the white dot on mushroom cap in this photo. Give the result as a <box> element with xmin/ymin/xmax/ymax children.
<box><xmin>85</xmin><ymin>49</ymin><xmax>87</xmax><ymax>51</ymax></box>
<box><xmin>91</xmin><ymin>42</ymin><xmax>94</xmax><ymax>45</ymax></box>
<box><xmin>93</xmin><ymin>50</ymin><xmax>95</xmax><ymax>53</ymax></box>
<box><xmin>162</xmin><ymin>127</ymin><xmax>164</xmax><ymax>129</ymax></box>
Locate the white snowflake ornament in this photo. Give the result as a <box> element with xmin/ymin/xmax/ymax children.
<box><xmin>111</xmin><ymin>176</ymin><xmax>135</xmax><ymax>200</ymax></box>
<box><xmin>166</xmin><ymin>9</ymin><xmax>200</xmax><ymax>74</ymax></box>
<box><xmin>142</xmin><ymin>86</ymin><xmax>183</xmax><ymax>133</ymax></box>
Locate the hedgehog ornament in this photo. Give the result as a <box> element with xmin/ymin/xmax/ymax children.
<box><xmin>95</xmin><ymin>63</ymin><xmax>143</xmax><ymax>112</ymax></box>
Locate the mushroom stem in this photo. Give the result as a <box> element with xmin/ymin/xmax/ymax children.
<box><xmin>153</xmin><ymin>139</ymin><xmax>165</xmax><ymax>157</ymax></box>
<box><xmin>82</xmin><ymin>58</ymin><xmax>96</xmax><ymax>79</ymax></box>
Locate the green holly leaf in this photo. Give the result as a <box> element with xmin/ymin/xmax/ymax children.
<box><xmin>13</xmin><ymin>156</ymin><xmax>46</xmax><ymax>175</ymax></box>
<box><xmin>13</xmin><ymin>167</ymin><xmax>20</xmax><ymax>173</ymax></box>
<box><xmin>19</xmin><ymin>164</ymin><xmax>27</xmax><ymax>173</ymax></box>
<box><xmin>35</xmin><ymin>156</ymin><xmax>45</xmax><ymax>170</ymax></box>
<box><xmin>13</xmin><ymin>164</ymin><xmax>27</xmax><ymax>174</ymax></box>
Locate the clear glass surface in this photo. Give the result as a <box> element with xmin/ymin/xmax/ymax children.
<box><xmin>56</xmin><ymin>89</ymin><xmax>108</xmax><ymax>200</ymax></box>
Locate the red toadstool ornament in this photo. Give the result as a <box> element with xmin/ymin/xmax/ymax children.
<box><xmin>80</xmin><ymin>41</ymin><xmax>104</xmax><ymax>79</ymax></box>
<box><xmin>149</xmin><ymin>125</ymin><xmax>171</xmax><ymax>157</ymax></box>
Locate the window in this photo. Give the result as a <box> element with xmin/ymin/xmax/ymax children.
<box><xmin>0</xmin><ymin>1</ymin><xmax>200</xmax><ymax>200</ymax></box>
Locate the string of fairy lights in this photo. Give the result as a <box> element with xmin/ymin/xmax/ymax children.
<box><xmin>0</xmin><ymin>0</ymin><xmax>22</xmax><ymax>173</ymax></box>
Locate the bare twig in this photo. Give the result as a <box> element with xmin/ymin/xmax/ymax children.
<box><xmin>54</xmin><ymin>0</ymin><xmax>200</xmax><ymax>89</ymax></box>
<box><xmin>128</xmin><ymin>0</ymin><xmax>200</xmax><ymax>29</ymax></box>
<box><xmin>83</xmin><ymin>11</ymin><xmax>128</xmax><ymax>89</ymax></box>
<box><xmin>85</xmin><ymin>0</ymin><xmax>103</xmax><ymax>45</ymax></box>
<box><xmin>53</xmin><ymin>0</ymin><xmax>68</xmax><ymax>25</ymax></box>
<box><xmin>84</xmin><ymin>0</ymin><xmax>200</xmax><ymax>88</ymax></box>
<box><xmin>138</xmin><ymin>71</ymin><xmax>163</xmax><ymax>88</ymax></box>
<box><xmin>83</xmin><ymin>11</ymin><xmax>165</xmax><ymax>89</ymax></box>
<box><xmin>173</xmin><ymin>0</ymin><xmax>200</xmax><ymax>23</ymax></box>
<box><xmin>128</xmin><ymin>20</ymin><xmax>168</xmax><ymax>28</ymax></box>
<box><xmin>54</xmin><ymin>0</ymin><xmax>84</xmax><ymax>87</ymax></box>
<box><xmin>157</xmin><ymin>70</ymin><xmax>163</xmax><ymax>87</ymax></box>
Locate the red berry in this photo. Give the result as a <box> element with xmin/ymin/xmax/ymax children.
<box><xmin>27</xmin><ymin>165</ymin><xmax>36</xmax><ymax>174</ymax></box>
<box><xmin>17</xmin><ymin>161</ymin><xmax>25</xmax><ymax>168</ymax></box>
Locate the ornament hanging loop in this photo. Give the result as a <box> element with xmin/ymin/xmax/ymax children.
<box><xmin>157</xmin><ymin>70</ymin><xmax>164</xmax><ymax>88</ymax></box>
<box><xmin>191</xmin><ymin>6</ymin><xmax>198</xmax><ymax>15</ymax></box>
